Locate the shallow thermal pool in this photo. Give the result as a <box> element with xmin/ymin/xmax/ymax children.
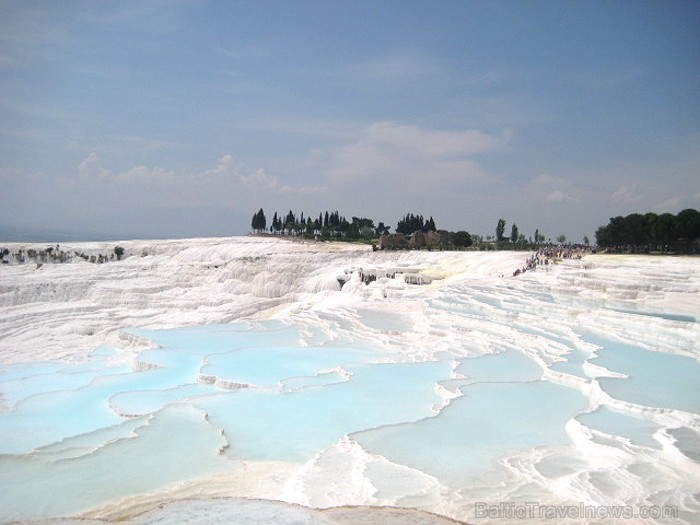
<box><xmin>0</xmin><ymin>246</ymin><xmax>698</xmax><ymax>525</ymax></box>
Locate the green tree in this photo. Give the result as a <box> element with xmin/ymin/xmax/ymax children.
<box><xmin>114</xmin><ymin>246</ymin><xmax>125</xmax><ymax>260</ymax></box>
<box><xmin>284</xmin><ymin>210</ymin><xmax>296</xmax><ymax>234</ymax></box>
<box><xmin>396</xmin><ymin>213</ymin><xmax>428</xmax><ymax>235</ymax></box>
<box><xmin>645</xmin><ymin>212</ymin><xmax>659</xmax><ymax>247</ymax></box>
<box><xmin>595</xmin><ymin>225</ymin><xmax>610</xmax><ymax>247</ymax></box>
<box><xmin>607</xmin><ymin>216</ymin><xmax>626</xmax><ymax>245</ymax></box>
<box><xmin>595</xmin><ymin>210</ymin><xmax>700</xmax><ymax>251</ymax></box>
<box><xmin>251</xmin><ymin>209</ymin><xmax>258</xmax><ymax>232</ymax></box>
<box><xmin>251</xmin><ymin>208</ymin><xmax>266</xmax><ymax>233</ymax></box>
<box><xmin>510</xmin><ymin>223</ymin><xmax>519</xmax><ymax>243</ymax></box>
<box><xmin>273</xmin><ymin>212</ymin><xmax>283</xmax><ymax>233</ymax></box>
<box><xmin>676</xmin><ymin>208</ymin><xmax>700</xmax><ymax>242</ymax></box>
<box><xmin>655</xmin><ymin>213</ymin><xmax>676</xmax><ymax>247</ymax></box>
<box><xmin>625</xmin><ymin>213</ymin><xmax>648</xmax><ymax>245</ymax></box>
<box><xmin>557</xmin><ymin>234</ymin><xmax>567</xmax><ymax>244</ymax></box>
<box><xmin>375</xmin><ymin>222</ymin><xmax>390</xmax><ymax>236</ymax></box>
<box><xmin>454</xmin><ymin>231</ymin><xmax>473</xmax><ymax>248</ymax></box>
<box><xmin>496</xmin><ymin>219</ymin><xmax>506</xmax><ymax>242</ymax></box>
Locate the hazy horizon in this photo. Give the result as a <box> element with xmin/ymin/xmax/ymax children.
<box><xmin>1</xmin><ymin>1</ymin><xmax>698</xmax><ymax>243</ymax></box>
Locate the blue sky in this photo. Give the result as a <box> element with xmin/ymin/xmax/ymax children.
<box><xmin>1</xmin><ymin>0</ymin><xmax>698</xmax><ymax>241</ymax></box>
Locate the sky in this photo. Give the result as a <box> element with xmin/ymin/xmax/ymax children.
<box><xmin>1</xmin><ymin>0</ymin><xmax>699</xmax><ymax>242</ymax></box>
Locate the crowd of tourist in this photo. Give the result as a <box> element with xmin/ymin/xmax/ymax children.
<box><xmin>512</xmin><ymin>245</ymin><xmax>591</xmax><ymax>277</ymax></box>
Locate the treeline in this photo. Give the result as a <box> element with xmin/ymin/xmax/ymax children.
<box><xmin>251</xmin><ymin>208</ymin><xmax>447</xmax><ymax>243</ymax></box>
<box><xmin>492</xmin><ymin>218</ymin><xmax>576</xmax><ymax>246</ymax></box>
<box><xmin>251</xmin><ymin>208</ymin><xmax>390</xmax><ymax>240</ymax></box>
<box><xmin>595</xmin><ymin>209</ymin><xmax>700</xmax><ymax>253</ymax></box>
<box><xmin>250</xmin><ymin>207</ymin><xmax>483</xmax><ymax>251</ymax></box>
<box><xmin>395</xmin><ymin>213</ymin><xmax>437</xmax><ymax>235</ymax></box>
<box><xmin>0</xmin><ymin>245</ymin><xmax>126</xmax><ymax>265</ymax></box>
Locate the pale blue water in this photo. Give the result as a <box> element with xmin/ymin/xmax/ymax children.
<box><xmin>355</xmin><ymin>380</ymin><xmax>588</xmax><ymax>485</ymax></box>
<box><xmin>195</xmin><ymin>360</ymin><xmax>451</xmax><ymax>462</ymax></box>
<box><xmin>608</xmin><ymin>308</ymin><xmax>698</xmax><ymax>324</ymax></box>
<box><xmin>549</xmin><ymin>344</ymin><xmax>594</xmax><ymax>379</ymax></box>
<box><xmin>576</xmin><ymin>407</ymin><xmax>662</xmax><ymax>449</ymax></box>
<box><xmin>356</xmin><ymin>347</ymin><xmax>586</xmax><ymax>486</ymax></box>
<box><xmin>0</xmin><ymin>358</ymin><xmax>129</xmax><ymax>409</ymax></box>
<box><xmin>456</xmin><ymin>349</ymin><xmax>543</xmax><ymax>383</ymax></box>
<box><xmin>200</xmin><ymin>346</ymin><xmax>373</xmax><ymax>387</ymax></box>
<box><xmin>588</xmin><ymin>334</ymin><xmax>700</xmax><ymax>413</ymax></box>
<box><xmin>0</xmin><ymin>282</ymin><xmax>698</xmax><ymax>523</ymax></box>
<box><xmin>0</xmin><ymin>404</ymin><xmax>230</xmax><ymax>520</ymax></box>
<box><xmin>0</xmin><ymin>321</ymin><xmax>451</xmax><ymax>520</ymax></box>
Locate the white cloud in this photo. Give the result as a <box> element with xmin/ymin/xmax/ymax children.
<box><xmin>529</xmin><ymin>174</ymin><xmax>579</xmax><ymax>204</ymax></box>
<box><xmin>73</xmin><ymin>152</ymin><xmax>317</xmax><ymax>200</ymax></box>
<box><xmin>610</xmin><ymin>185</ymin><xmax>644</xmax><ymax>204</ymax></box>
<box><xmin>323</xmin><ymin>121</ymin><xmax>510</xmax><ymax>188</ymax></box>
<box><xmin>78</xmin><ymin>152</ymin><xmax>110</xmax><ymax>179</ymax></box>
<box><xmin>197</xmin><ymin>155</ymin><xmax>318</xmax><ymax>195</ymax></box>
<box><xmin>77</xmin><ymin>152</ymin><xmax>174</xmax><ymax>184</ymax></box>
<box><xmin>117</xmin><ymin>165</ymin><xmax>175</xmax><ymax>183</ymax></box>
<box><xmin>653</xmin><ymin>197</ymin><xmax>681</xmax><ymax>213</ymax></box>
<box><xmin>544</xmin><ymin>190</ymin><xmax>575</xmax><ymax>203</ymax></box>
<box><xmin>366</xmin><ymin>122</ymin><xmax>512</xmax><ymax>157</ymax></box>
<box><xmin>201</xmin><ymin>154</ymin><xmax>237</xmax><ymax>178</ymax></box>
<box><xmin>240</xmin><ymin>168</ymin><xmax>279</xmax><ymax>190</ymax></box>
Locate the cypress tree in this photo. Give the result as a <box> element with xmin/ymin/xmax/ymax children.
<box><xmin>251</xmin><ymin>209</ymin><xmax>264</xmax><ymax>232</ymax></box>
<box><xmin>496</xmin><ymin>219</ymin><xmax>506</xmax><ymax>242</ymax></box>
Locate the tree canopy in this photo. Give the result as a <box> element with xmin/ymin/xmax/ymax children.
<box><xmin>396</xmin><ymin>213</ymin><xmax>436</xmax><ymax>235</ymax></box>
<box><xmin>496</xmin><ymin>218</ymin><xmax>506</xmax><ymax>242</ymax></box>
<box><xmin>453</xmin><ymin>231</ymin><xmax>473</xmax><ymax>248</ymax></box>
<box><xmin>595</xmin><ymin>209</ymin><xmax>700</xmax><ymax>253</ymax></box>
<box><xmin>251</xmin><ymin>208</ymin><xmax>267</xmax><ymax>233</ymax></box>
